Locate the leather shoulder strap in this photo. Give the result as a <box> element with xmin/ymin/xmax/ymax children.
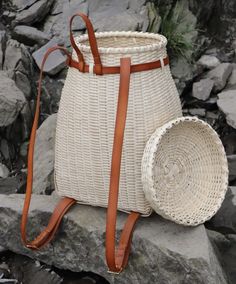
<box><xmin>105</xmin><ymin>57</ymin><xmax>140</xmax><ymax>274</ymax></box>
<box><xmin>21</xmin><ymin>46</ymin><xmax>76</xmax><ymax>250</ymax></box>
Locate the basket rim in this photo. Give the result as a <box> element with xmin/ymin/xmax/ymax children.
<box><xmin>142</xmin><ymin>116</ymin><xmax>229</xmax><ymax>226</ymax></box>
<box><xmin>76</xmin><ymin>31</ymin><xmax>167</xmax><ymax>54</ymax></box>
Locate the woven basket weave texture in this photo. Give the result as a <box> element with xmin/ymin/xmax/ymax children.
<box><xmin>142</xmin><ymin>116</ymin><xmax>228</xmax><ymax>224</ymax></box>
<box><xmin>55</xmin><ymin>32</ymin><xmax>182</xmax><ymax>215</ymax></box>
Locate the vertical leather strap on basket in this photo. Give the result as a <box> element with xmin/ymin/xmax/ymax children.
<box><xmin>21</xmin><ymin>46</ymin><xmax>76</xmax><ymax>250</ymax></box>
<box><xmin>105</xmin><ymin>58</ymin><xmax>140</xmax><ymax>274</ymax></box>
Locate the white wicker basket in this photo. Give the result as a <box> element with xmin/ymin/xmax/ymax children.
<box><xmin>141</xmin><ymin>116</ymin><xmax>228</xmax><ymax>225</ymax></box>
<box><xmin>54</xmin><ymin>31</ymin><xmax>182</xmax><ymax>215</ymax></box>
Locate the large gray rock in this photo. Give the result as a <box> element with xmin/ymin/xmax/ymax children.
<box><xmin>208</xmin><ymin>187</ymin><xmax>236</xmax><ymax>234</ymax></box>
<box><xmin>0</xmin><ymin>194</ymin><xmax>227</xmax><ymax>284</ymax></box>
<box><xmin>14</xmin><ymin>0</ymin><xmax>55</xmax><ymax>25</ymax></box>
<box><xmin>0</xmin><ymin>71</ymin><xmax>26</xmax><ymax>127</ymax></box>
<box><xmin>197</xmin><ymin>55</ymin><xmax>220</xmax><ymax>70</ymax></box>
<box><xmin>207</xmin><ymin>63</ymin><xmax>233</xmax><ymax>92</ymax></box>
<box><xmin>32</xmin><ymin>38</ymin><xmax>66</xmax><ymax>75</ymax></box>
<box><xmin>217</xmin><ymin>89</ymin><xmax>236</xmax><ymax>129</ymax></box>
<box><xmin>192</xmin><ymin>78</ymin><xmax>214</xmax><ymax>101</ymax></box>
<box><xmin>13</xmin><ymin>26</ymin><xmax>51</xmax><ymax>46</ymax></box>
<box><xmin>33</xmin><ymin>114</ymin><xmax>57</xmax><ymax>194</ymax></box>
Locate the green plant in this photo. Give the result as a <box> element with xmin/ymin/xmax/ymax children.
<box><xmin>160</xmin><ymin>0</ymin><xmax>197</xmax><ymax>61</ymax></box>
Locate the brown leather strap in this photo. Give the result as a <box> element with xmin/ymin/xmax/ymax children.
<box><xmin>69</xmin><ymin>12</ymin><xmax>103</xmax><ymax>75</ymax></box>
<box><xmin>69</xmin><ymin>55</ymin><xmax>169</xmax><ymax>74</ymax></box>
<box><xmin>105</xmin><ymin>57</ymin><xmax>140</xmax><ymax>273</ymax></box>
<box><xmin>21</xmin><ymin>46</ymin><xmax>76</xmax><ymax>250</ymax></box>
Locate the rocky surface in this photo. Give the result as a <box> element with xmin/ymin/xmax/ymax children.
<box><xmin>0</xmin><ymin>71</ymin><xmax>26</xmax><ymax>127</ymax></box>
<box><xmin>0</xmin><ymin>194</ymin><xmax>227</xmax><ymax>284</ymax></box>
<box><xmin>33</xmin><ymin>114</ymin><xmax>56</xmax><ymax>194</ymax></box>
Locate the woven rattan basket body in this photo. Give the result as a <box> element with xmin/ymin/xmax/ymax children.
<box><xmin>55</xmin><ymin>32</ymin><xmax>182</xmax><ymax>215</ymax></box>
<box><xmin>142</xmin><ymin>116</ymin><xmax>228</xmax><ymax>225</ymax></box>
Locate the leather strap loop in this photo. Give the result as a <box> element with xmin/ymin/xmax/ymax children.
<box><xmin>21</xmin><ymin>46</ymin><xmax>76</xmax><ymax>250</ymax></box>
<box><xmin>69</xmin><ymin>12</ymin><xmax>103</xmax><ymax>75</ymax></box>
<box><xmin>105</xmin><ymin>58</ymin><xmax>140</xmax><ymax>273</ymax></box>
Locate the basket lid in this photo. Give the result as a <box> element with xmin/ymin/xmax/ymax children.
<box><xmin>141</xmin><ymin>116</ymin><xmax>228</xmax><ymax>226</ymax></box>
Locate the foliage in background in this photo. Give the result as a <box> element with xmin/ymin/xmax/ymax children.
<box><xmin>160</xmin><ymin>0</ymin><xmax>198</xmax><ymax>61</ymax></box>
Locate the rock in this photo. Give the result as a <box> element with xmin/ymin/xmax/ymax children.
<box><xmin>9</xmin><ymin>254</ymin><xmax>63</xmax><ymax>284</ymax></box>
<box><xmin>13</xmin><ymin>26</ymin><xmax>51</xmax><ymax>46</ymax></box>
<box><xmin>188</xmin><ymin>0</ymin><xmax>215</xmax><ymax>27</ymax></box>
<box><xmin>0</xmin><ymin>174</ymin><xmax>26</xmax><ymax>195</ymax></box>
<box><xmin>227</xmin><ymin>155</ymin><xmax>236</xmax><ymax>182</ymax></box>
<box><xmin>0</xmin><ymin>163</ymin><xmax>9</xmax><ymax>178</ymax></box>
<box><xmin>43</xmin><ymin>0</ymin><xmax>160</xmax><ymax>45</ymax></box>
<box><xmin>20</xmin><ymin>102</ymin><xmax>32</xmax><ymax>141</ymax></box>
<box><xmin>20</xmin><ymin>141</ymin><xmax>29</xmax><ymax>162</ymax></box>
<box><xmin>207</xmin><ymin>187</ymin><xmax>236</xmax><ymax>234</ymax></box>
<box><xmin>222</xmin><ymin>133</ymin><xmax>236</xmax><ymax>155</ymax></box>
<box><xmin>207</xmin><ymin>63</ymin><xmax>233</xmax><ymax>92</ymax></box>
<box><xmin>0</xmin><ymin>71</ymin><xmax>26</xmax><ymax>127</ymax></box>
<box><xmin>0</xmin><ymin>194</ymin><xmax>227</xmax><ymax>284</ymax></box>
<box><xmin>207</xmin><ymin>230</ymin><xmax>236</xmax><ymax>284</ymax></box>
<box><xmin>0</xmin><ymin>31</ymin><xmax>7</xmax><ymax>69</ymax></box>
<box><xmin>87</xmin><ymin>0</ymin><xmax>158</xmax><ymax>32</ymax></box>
<box><xmin>32</xmin><ymin>38</ymin><xmax>66</xmax><ymax>75</ymax></box>
<box><xmin>187</xmin><ymin>97</ymin><xmax>218</xmax><ymax>111</ymax></box>
<box><xmin>226</xmin><ymin>64</ymin><xmax>236</xmax><ymax>89</ymax></box>
<box><xmin>12</xmin><ymin>0</ymin><xmax>38</xmax><ymax>11</ymax></box>
<box><xmin>0</xmin><ymin>139</ymin><xmax>15</xmax><ymax>166</ymax></box>
<box><xmin>43</xmin><ymin>0</ymin><xmax>88</xmax><ymax>45</ymax></box>
<box><xmin>3</xmin><ymin>40</ymin><xmax>33</xmax><ymax>98</ymax></box>
<box><xmin>189</xmin><ymin>108</ymin><xmax>206</xmax><ymax>117</ymax></box>
<box><xmin>14</xmin><ymin>0</ymin><xmax>55</xmax><ymax>26</ymax></box>
<box><xmin>192</xmin><ymin>78</ymin><xmax>214</xmax><ymax>101</ymax></box>
<box><xmin>14</xmin><ymin>71</ymin><xmax>31</xmax><ymax>99</ymax></box>
<box><xmin>33</xmin><ymin>114</ymin><xmax>57</xmax><ymax>194</ymax></box>
<box><xmin>197</xmin><ymin>55</ymin><xmax>220</xmax><ymax>70</ymax></box>
<box><xmin>217</xmin><ymin>89</ymin><xmax>236</xmax><ymax>129</ymax></box>
<box><xmin>171</xmin><ymin>57</ymin><xmax>195</xmax><ymax>95</ymax></box>
<box><xmin>63</xmin><ymin>0</ymin><xmax>89</xmax><ymax>31</ymax></box>
<box><xmin>3</xmin><ymin>39</ymin><xmax>23</xmax><ymax>71</ymax></box>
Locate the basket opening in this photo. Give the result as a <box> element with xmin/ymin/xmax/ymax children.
<box><xmin>77</xmin><ymin>32</ymin><xmax>167</xmax><ymax>53</ymax></box>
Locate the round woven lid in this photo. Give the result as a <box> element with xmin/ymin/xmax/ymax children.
<box><xmin>141</xmin><ymin>116</ymin><xmax>228</xmax><ymax>226</ymax></box>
